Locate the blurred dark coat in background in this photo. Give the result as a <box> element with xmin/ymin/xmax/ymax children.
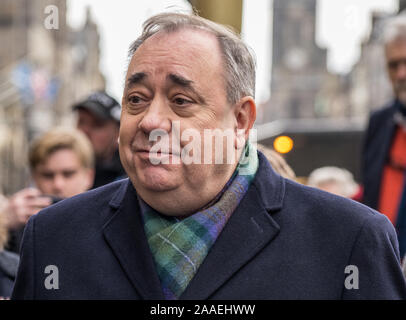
<box><xmin>362</xmin><ymin>99</ymin><xmax>406</xmax><ymax>257</ymax></box>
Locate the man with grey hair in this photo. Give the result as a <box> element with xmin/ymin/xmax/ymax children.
<box><xmin>362</xmin><ymin>13</ymin><xmax>406</xmax><ymax>258</ymax></box>
<box><xmin>307</xmin><ymin>166</ymin><xmax>358</xmax><ymax>199</ymax></box>
<box><xmin>12</xmin><ymin>12</ymin><xmax>406</xmax><ymax>300</ymax></box>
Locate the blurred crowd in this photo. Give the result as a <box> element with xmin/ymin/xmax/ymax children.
<box><xmin>0</xmin><ymin>91</ymin><xmax>126</xmax><ymax>298</ymax></box>
<box><xmin>2</xmin><ymin>9</ymin><xmax>406</xmax><ymax>299</ymax></box>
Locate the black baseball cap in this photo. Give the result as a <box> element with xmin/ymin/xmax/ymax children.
<box><xmin>73</xmin><ymin>91</ymin><xmax>121</xmax><ymax>123</ymax></box>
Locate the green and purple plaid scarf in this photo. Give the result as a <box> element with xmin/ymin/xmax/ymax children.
<box><xmin>139</xmin><ymin>142</ymin><xmax>258</xmax><ymax>300</ymax></box>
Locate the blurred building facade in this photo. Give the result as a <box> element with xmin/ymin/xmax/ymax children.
<box><xmin>262</xmin><ymin>0</ymin><xmax>405</xmax><ymax>124</ymax></box>
<box><xmin>257</xmin><ymin>0</ymin><xmax>406</xmax><ymax>181</ymax></box>
<box><xmin>266</xmin><ymin>0</ymin><xmax>331</xmax><ymax>122</ymax></box>
<box><xmin>0</xmin><ymin>0</ymin><xmax>105</xmax><ymax>194</ymax></box>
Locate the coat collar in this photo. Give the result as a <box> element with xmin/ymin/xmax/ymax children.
<box><xmin>103</xmin><ymin>179</ymin><xmax>165</xmax><ymax>299</ymax></box>
<box><xmin>103</xmin><ymin>151</ymin><xmax>284</xmax><ymax>299</ymax></box>
<box><xmin>252</xmin><ymin>151</ymin><xmax>285</xmax><ymax>211</ymax></box>
<box><xmin>180</xmin><ymin>152</ymin><xmax>283</xmax><ymax>299</ymax></box>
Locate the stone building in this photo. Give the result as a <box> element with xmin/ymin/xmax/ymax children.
<box><xmin>0</xmin><ymin>0</ymin><xmax>105</xmax><ymax>194</ymax></box>
<box><xmin>264</xmin><ymin>0</ymin><xmax>331</xmax><ymax>123</ymax></box>
<box><xmin>261</xmin><ymin>0</ymin><xmax>406</xmax><ymax>125</ymax></box>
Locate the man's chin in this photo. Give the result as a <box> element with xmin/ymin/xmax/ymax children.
<box><xmin>135</xmin><ymin>167</ymin><xmax>179</xmax><ymax>192</ymax></box>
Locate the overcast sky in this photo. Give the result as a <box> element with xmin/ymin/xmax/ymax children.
<box><xmin>67</xmin><ymin>0</ymin><xmax>398</xmax><ymax>104</ymax></box>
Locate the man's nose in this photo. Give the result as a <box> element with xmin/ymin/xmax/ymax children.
<box><xmin>396</xmin><ymin>62</ymin><xmax>406</xmax><ymax>80</ymax></box>
<box><xmin>52</xmin><ymin>175</ymin><xmax>65</xmax><ymax>195</ymax></box>
<box><xmin>138</xmin><ymin>96</ymin><xmax>171</xmax><ymax>134</ymax></box>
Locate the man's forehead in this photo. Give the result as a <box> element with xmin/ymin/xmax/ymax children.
<box><xmin>386</xmin><ymin>39</ymin><xmax>406</xmax><ymax>55</ymax></box>
<box><xmin>35</xmin><ymin>152</ymin><xmax>82</xmax><ymax>171</ymax></box>
<box><xmin>127</xmin><ymin>28</ymin><xmax>222</xmax><ymax>74</ymax></box>
<box><xmin>140</xmin><ymin>28</ymin><xmax>218</xmax><ymax>50</ymax></box>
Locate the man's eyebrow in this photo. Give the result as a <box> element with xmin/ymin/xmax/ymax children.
<box><xmin>167</xmin><ymin>74</ymin><xmax>206</xmax><ymax>104</ymax></box>
<box><xmin>126</xmin><ymin>72</ymin><xmax>147</xmax><ymax>88</ymax></box>
<box><xmin>168</xmin><ymin>74</ymin><xmax>193</xmax><ymax>87</ymax></box>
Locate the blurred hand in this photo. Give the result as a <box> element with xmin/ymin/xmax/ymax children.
<box><xmin>3</xmin><ymin>188</ymin><xmax>52</xmax><ymax>229</ymax></box>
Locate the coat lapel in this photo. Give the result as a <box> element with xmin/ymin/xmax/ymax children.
<box><xmin>101</xmin><ymin>153</ymin><xmax>284</xmax><ymax>300</ymax></box>
<box><xmin>180</xmin><ymin>153</ymin><xmax>284</xmax><ymax>299</ymax></box>
<box><xmin>102</xmin><ymin>180</ymin><xmax>164</xmax><ymax>299</ymax></box>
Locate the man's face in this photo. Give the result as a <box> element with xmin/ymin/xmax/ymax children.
<box><xmin>32</xmin><ymin>148</ymin><xmax>94</xmax><ymax>198</ymax></box>
<box><xmin>119</xmin><ymin>29</ymin><xmax>243</xmax><ymax>215</ymax></box>
<box><xmin>386</xmin><ymin>39</ymin><xmax>406</xmax><ymax>105</ymax></box>
<box><xmin>77</xmin><ymin>109</ymin><xmax>119</xmax><ymax>159</ymax></box>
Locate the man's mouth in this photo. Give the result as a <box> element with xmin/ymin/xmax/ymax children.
<box><xmin>134</xmin><ymin>148</ymin><xmax>182</xmax><ymax>161</ymax></box>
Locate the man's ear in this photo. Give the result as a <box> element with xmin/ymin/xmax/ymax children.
<box><xmin>234</xmin><ymin>96</ymin><xmax>256</xmax><ymax>150</ymax></box>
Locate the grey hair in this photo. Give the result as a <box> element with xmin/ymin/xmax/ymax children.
<box><xmin>128</xmin><ymin>12</ymin><xmax>256</xmax><ymax>105</ymax></box>
<box><xmin>307</xmin><ymin>166</ymin><xmax>358</xmax><ymax>198</ymax></box>
<box><xmin>382</xmin><ymin>13</ymin><xmax>406</xmax><ymax>46</ymax></box>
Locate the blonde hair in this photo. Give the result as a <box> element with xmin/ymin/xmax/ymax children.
<box><xmin>257</xmin><ymin>144</ymin><xmax>296</xmax><ymax>180</ymax></box>
<box><xmin>29</xmin><ymin>127</ymin><xmax>94</xmax><ymax>171</ymax></box>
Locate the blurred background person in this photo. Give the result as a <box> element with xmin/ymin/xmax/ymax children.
<box><xmin>0</xmin><ymin>195</ymin><xmax>19</xmax><ymax>299</ymax></box>
<box><xmin>2</xmin><ymin>127</ymin><xmax>95</xmax><ymax>253</ymax></box>
<box><xmin>73</xmin><ymin>91</ymin><xmax>126</xmax><ymax>188</ymax></box>
<box><xmin>308</xmin><ymin>166</ymin><xmax>360</xmax><ymax>199</ymax></box>
<box><xmin>362</xmin><ymin>14</ymin><xmax>406</xmax><ymax>231</ymax></box>
<box><xmin>256</xmin><ymin>143</ymin><xmax>296</xmax><ymax>180</ymax></box>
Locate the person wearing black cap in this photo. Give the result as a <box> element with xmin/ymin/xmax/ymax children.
<box><xmin>73</xmin><ymin>91</ymin><xmax>126</xmax><ymax>188</ymax></box>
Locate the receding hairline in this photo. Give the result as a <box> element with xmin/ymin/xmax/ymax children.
<box><xmin>126</xmin><ymin>12</ymin><xmax>256</xmax><ymax>104</ymax></box>
<box><xmin>128</xmin><ymin>13</ymin><xmax>241</xmax><ymax>56</ymax></box>
<box><xmin>383</xmin><ymin>15</ymin><xmax>406</xmax><ymax>47</ymax></box>
<box><xmin>125</xmin><ymin>27</ymin><xmax>228</xmax><ymax>98</ymax></box>
<box><xmin>127</xmin><ymin>26</ymin><xmax>225</xmax><ymax>67</ymax></box>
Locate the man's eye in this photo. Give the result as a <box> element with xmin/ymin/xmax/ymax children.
<box><xmin>173</xmin><ymin>97</ymin><xmax>192</xmax><ymax>106</ymax></box>
<box><xmin>63</xmin><ymin>171</ymin><xmax>76</xmax><ymax>178</ymax></box>
<box><xmin>389</xmin><ymin>62</ymin><xmax>399</xmax><ymax>70</ymax></box>
<box><xmin>41</xmin><ymin>173</ymin><xmax>54</xmax><ymax>179</ymax></box>
<box><xmin>128</xmin><ymin>95</ymin><xmax>143</xmax><ymax>105</ymax></box>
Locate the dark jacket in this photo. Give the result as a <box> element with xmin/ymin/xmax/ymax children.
<box><xmin>93</xmin><ymin>149</ymin><xmax>126</xmax><ymax>188</ymax></box>
<box><xmin>361</xmin><ymin>99</ymin><xmax>406</xmax><ymax>257</ymax></box>
<box><xmin>12</xmin><ymin>152</ymin><xmax>406</xmax><ymax>299</ymax></box>
<box><xmin>5</xmin><ymin>227</ymin><xmax>24</xmax><ymax>254</ymax></box>
<box><xmin>0</xmin><ymin>250</ymin><xmax>19</xmax><ymax>298</ymax></box>
<box><xmin>362</xmin><ymin>100</ymin><xmax>398</xmax><ymax>210</ymax></box>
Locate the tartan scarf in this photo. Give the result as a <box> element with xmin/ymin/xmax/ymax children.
<box><xmin>139</xmin><ymin>142</ymin><xmax>259</xmax><ymax>299</ymax></box>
